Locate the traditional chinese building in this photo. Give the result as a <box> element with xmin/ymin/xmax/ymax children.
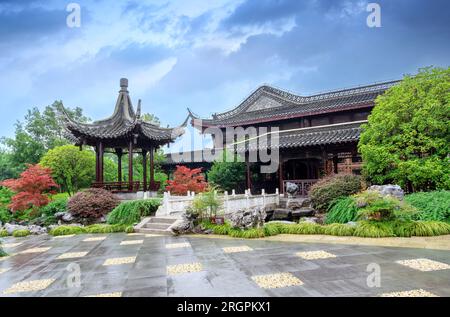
<box><xmin>61</xmin><ymin>78</ymin><xmax>186</xmax><ymax>193</ymax></box>
<box><xmin>181</xmin><ymin>81</ymin><xmax>398</xmax><ymax>195</ymax></box>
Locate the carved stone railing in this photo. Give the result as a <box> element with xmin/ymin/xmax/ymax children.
<box><xmin>283</xmin><ymin>179</ymin><xmax>318</xmax><ymax>197</ymax></box>
<box><xmin>156</xmin><ymin>189</ymin><xmax>281</xmax><ymax>218</ymax></box>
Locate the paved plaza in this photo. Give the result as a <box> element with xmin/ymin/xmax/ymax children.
<box><xmin>1</xmin><ymin>233</ymin><xmax>449</xmax><ymax>297</ymax></box>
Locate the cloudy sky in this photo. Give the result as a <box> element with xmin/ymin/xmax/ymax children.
<box><xmin>0</xmin><ymin>0</ymin><xmax>449</xmax><ymax>142</ymax></box>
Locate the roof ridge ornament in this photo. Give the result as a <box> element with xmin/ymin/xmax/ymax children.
<box><xmin>136</xmin><ymin>99</ymin><xmax>142</xmax><ymax>120</ymax></box>
<box><xmin>120</xmin><ymin>78</ymin><xmax>128</xmax><ymax>91</ymax></box>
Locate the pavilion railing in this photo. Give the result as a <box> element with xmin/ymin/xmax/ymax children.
<box><xmin>283</xmin><ymin>179</ymin><xmax>318</xmax><ymax>197</ymax></box>
<box><xmin>92</xmin><ymin>181</ymin><xmax>161</xmax><ymax>193</ymax></box>
<box><xmin>92</xmin><ymin>181</ymin><xmax>141</xmax><ymax>193</ymax></box>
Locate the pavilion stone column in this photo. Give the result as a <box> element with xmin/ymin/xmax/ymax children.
<box><xmin>128</xmin><ymin>141</ymin><xmax>133</xmax><ymax>191</ymax></box>
<box><xmin>142</xmin><ymin>150</ymin><xmax>148</xmax><ymax>192</ymax></box>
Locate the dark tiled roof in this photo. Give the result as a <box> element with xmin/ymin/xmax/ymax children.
<box><xmin>193</xmin><ymin>81</ymin><xmax>398</xmax><ymax>127</ymax></box>
<box><xmin>235</xmin><ymin>121</ymin><xmax>364</xmax><ymax>152</ymax></box>
<box><xmin>163</xmin><ymin>150</ymin><xmax>212</xmax><ymax>165</ymax></box>
<box><xmin>61</xmin><ymin>79</ymin><xmax>185</xmax><ymax>145</ymax></box>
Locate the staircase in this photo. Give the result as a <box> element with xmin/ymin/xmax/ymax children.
<box><xmin>134</xmin><ymin>217</ymin><xmax>178</xmax><ymax>235</ymax></box>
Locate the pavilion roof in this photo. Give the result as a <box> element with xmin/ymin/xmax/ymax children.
<box><xmin>190</xmin><ymin>81</ymin><xmax>399</xmax><ymax>128</ymax></box>
<box><xmin>61</xmin><ymin>78</ymin><xmax>187</xmax><ymax>147</ymax></box>
<box><xmin>234</xmin><ymin>121</ymin><xmax>365</xmax><ymax>152</ymax></box>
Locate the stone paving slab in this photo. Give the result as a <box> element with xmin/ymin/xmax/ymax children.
<box><xmin>1</xmin><ymin>233</ymin><xmax>450</xmax><ymax>297</ymax></box>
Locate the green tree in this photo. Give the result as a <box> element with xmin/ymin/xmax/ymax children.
<box><xmin>358</xmin><ymin>67</ymin><xmax>450</xmax><ymax>192</ymax></box>
<box><xmin>40</xmin><ymin>145</ymin><xmax>117</xmax><ymax>195</ymax></box>
<box><xmin>141</xmin><ymin>113</ymin><xmax>160</xmax><ymax>126</ymax></box>
<box><xmin>1</xmin><ymin>101</ymin><xmax>89</xmax><ymax>173</ymax></box>
<box><xmin>0</xmin><ymin>151</ymin><xmax>22</xmax><ymax>180</ymax></box>
<box><xmin>207</xmin><ymin>151</ymin><xmax>246</xmax><ymax>192</ymax></box>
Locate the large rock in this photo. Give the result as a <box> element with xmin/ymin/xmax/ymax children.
<box><xmin>285</xmin><ymin>182</ymin><xmax>299</xmax><ymax>198</ymax></box>
<box><xmin>292</xmin><ymin>207</ymin><xmax>316</xmax><ymax>218</ymax></box>
<box><xmin>27</xmin><ymin>225</ymin><xmax>47</xmax><ymax>235</ymax></box>
<box><xmin>4</xmin><ymin>223</ymin><xmax>28</xmax><ymax>235</ymax></box>
<box><xmin>169</xmin><ymin>213</ymin><xmax>196</xmax><ymax>235</ymax></box>
<box><xmin>299</xmin><ymin>217</ymin><xmax>320</xmax><ymax>224</ymax></box>
<box><xmin>271</xmin><ymin>209</ymin><xmax>292</xmax><ymax>221</ymax></box>
<box><xmin>368</xmin><ymin>185</ymin><xmax>404</xmax><ymax>200</ymax></box>
<box><xmin>55</xmin><ymin>212</ymin><xmax>74</xmax><ymax>223</ymax></box>
<box><xmin>228</xmin><ymin>207</ymin><xmax>266</xmax><ymax>230</ymax></box>
<box><xmin>286</xmin><ymin>198</ymin><xmax>311</xmax><ymax>210</ymax></box>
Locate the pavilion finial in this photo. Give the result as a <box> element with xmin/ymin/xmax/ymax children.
<box><xmin>136</xmin><ymin>99</ymin><xmax>142</xmax><ymax>119</ymax></box>
<box><xmin>120</xmin><ymin>78</ymin><xmax>128</xmax><ymax>91</ymax></box>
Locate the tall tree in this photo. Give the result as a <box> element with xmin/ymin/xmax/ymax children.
<box><xmin>358</xmin><ymin>67</ymin><xmax>450</xmax><ymax>192</ymax></box>
<box><xmin>1</xmin><ymin>101</ymin><xmax>89</xmax><ymax>172</ymax></box>
<box><xmin>40</xmin><ymin>145</ymin><xmax>117</xmax><ymax>195</ymax></box>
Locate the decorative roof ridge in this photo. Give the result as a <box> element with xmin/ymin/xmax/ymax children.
<box><xmin>208</xmin><ymin>80</ymin><xmax>399</xmax><ymax>121</ymax></box>
<box><xmin>227</xmin><ymin>120</ymin><xmax>366</xmax><ymax>149</ymax></box>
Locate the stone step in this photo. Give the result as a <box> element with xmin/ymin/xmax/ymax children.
<box><xmin>144</xmin><ymin>222</ymin><xmax>173</xmax><ymax>230</ymax></box>
<box><xmin>134</xmin><ymin>228</ymin><xmax>172</xmax><ymax>235</ymax></box>
<box><xmin>149</xmin><ymin>217</ymin><xmax>178</xmax><ymax>224</ymax></box>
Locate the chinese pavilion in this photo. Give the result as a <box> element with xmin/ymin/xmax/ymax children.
<box><xmin>61</xmin><ymin>78</ymin><xmax>186</xmax><ymax>193</ymax></box>
<box><xmin>185</xmin><ymin>80</ymin><xmax>399</xmax><ymax>196</ymax></box>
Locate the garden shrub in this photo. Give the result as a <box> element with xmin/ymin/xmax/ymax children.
<box><xmin>84</xmin><ymin>224</ymin><xmax>127</xmax><ymax>234</ymax></box>
<box><xmin>49</xmin><ymin>224</ymin><xmax>129</xmax><ymax>236</ymax></box>
<box><xmin>310</xmin><ymin>174</ymin><xmax>364</xmax><ymax>212</ymax></box>
<box><xmin>325</xmin><ymin>196</ymin><xmax>359</xmax><ymax>224</ymax></box>
<box><xmin>0</xmin><ymin>206</ymin><xmax>12</xmax><ymax>224</ymax></box>
<box><xmin>323</xmin><ymin>223</ymin><xmax>355</xmax><ymax>236</ymax></box>
<box><xmin>207</xmin><ymin>151</ymin><xmax>246</xmax><ymax>192</ymax></box>
<box><xmin>68</xmin><ymin>188</ymin><xmax>119</xmax><ymax>222</ymax></box>
<box><xmin>355</xmin><ymin>191</ymin><xmax>416</xmax><ymax>221</ymax></box>
<box><xmin>0</xmin><ymin>229</ymin><xmax>8</xmax><ymax>237</ymax></box>
<box><xmin>40</xmin><ymin>197</ymin><xmax>68</xmax><ymax>216</ymax></box>
<box><xmin>192</xmin><ymin>189</ymin><xmax>222</xmax><ymax>219</ymax></box>
<box><xmin>353</xmin><ymin>221</ymin><xmax>395</xmax><ymax>238</ymax></box>
<box><xmin>49</xmin><ymin>225</ymin><xmax>85</xmax><ymax>236</ymax></box>
<box><xmin>408</xmin><ymin>221</ymin><xmax>450</xmax><ymax>237</ymax></box>
<box><xmin>228</xmin><ymin>228</ymin><xmax>265</xmax><ymax>239</ymax></box>
<box><xmin>107</xmin><ymin>199</ymin><xmax>161</xmax><ymax>225</ymax></box>
<box><xmin>166</xmin><ymin>165</ymin><xmax>208</xmax><ymax>195</ymax></box>
<box><xmin>125</xmin><ymin>226</ymin><xmax>134</xmax><ymax>234</ymax></box>
<box><xmin>405</xmin><ymin>191</ymin><xmax>450</xmax><ymax>222</ymax></box>
<box><xmin>12</xmin><ymin>229</ymin><xmax>31</xmax><ymax>237</ymax></box>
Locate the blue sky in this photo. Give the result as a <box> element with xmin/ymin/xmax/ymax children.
<box><xmin>0</xmin><ymin>0</ymin><xmax>449</xmax><ymax>141</ymax></box>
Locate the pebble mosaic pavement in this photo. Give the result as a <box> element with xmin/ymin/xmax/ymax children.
<box><xmin>1</xmin><ymin>233</ymin><xmax>449</xmax><ymax>297</ymax></box>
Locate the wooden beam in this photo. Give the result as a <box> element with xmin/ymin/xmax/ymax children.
<box><xmin>245</xmin><ymin>153</ymin><xmax>252</xmax><ymax>192</ymax></box>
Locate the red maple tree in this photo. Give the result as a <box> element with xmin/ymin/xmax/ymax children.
<box><xmin>1</xmin><ymin>164</ymin><xmax>59</xmax><ymax>212</ymax></box>
<box><xmin>166</xmin><ymin>165</ymin><xmax>207</xmax><ymax>195</ymax></box>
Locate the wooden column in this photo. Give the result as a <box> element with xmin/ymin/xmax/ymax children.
<box><xmin>95</xmin><ymin>145</ymin><xmax>100</xmax><ymax>183</ymax></box>
<box><xmin>128</xmin><ymin>141</ymin><xmax>133</xmax><ymax>191</ymax></box>
<box><xmin>333</xmin><ymin>154</ymin><xmax>339</xmax><ymax>174</ymax></box>
<box><xmin>142</xmin><ymin>150</ymin><xmax>148</xmax><ymax>192</ymax></box>
<box><xmin>321</xmin><ymin>147</ymin><xmax>328</xmax><ymax>176</ymax></box>
<box><xmin>116</xmin><ymin>149</ymin><xmax>123</xmax><ymax>183</ymax></box>
<box><xmin>98</xmin><ymin>142</ymin><xmax>104</xmax><ymax>184</ymax></box>
<box><xmin>245</xmin><ymin>153</ymin><xmax>252</xmax><ymax>192</ymax></box>
<box><xmin>149</xmin><ymin>147</ymin><xmax>155</xmax><ymax>190</ymax></box>
<box><xmin>279</xmin><ymin>159</ymin><xmax>284</xmax><ymax>194</ymax></box>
